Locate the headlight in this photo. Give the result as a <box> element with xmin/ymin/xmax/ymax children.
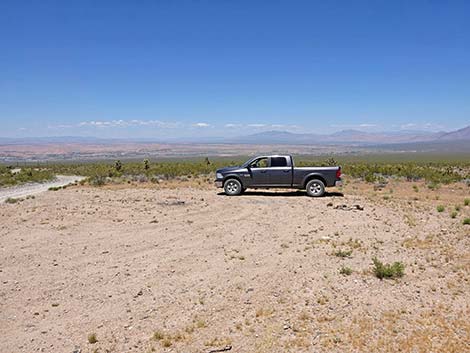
<box><xmin>216</xmin><ymin>172</ymin><xmax>223</xmax><ymax>179</ymax></box>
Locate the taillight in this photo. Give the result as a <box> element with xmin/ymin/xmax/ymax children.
<box><xmin>336</xmin><ymin>167</ymin><xmax>341</xmax><ymax>179</ymax></box>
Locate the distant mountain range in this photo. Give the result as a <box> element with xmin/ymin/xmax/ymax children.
<box><xmin>230</xmin><ymin>125</ymin><xmax>470</xmax><ymax>145</ymax></box>
<box><xmin>1</xmin><ymin>125</ymin><xmax>469</xmax><ymax>146</ymax></box>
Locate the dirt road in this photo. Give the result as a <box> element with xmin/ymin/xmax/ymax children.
<box><xmin>0</xmin><ymin>183</ymin><xmax>469</xmax><ymax>353</ymax></box>
<box><xmin>0</xmin><ymin>175</ymin><xmax>85</xmax><ymax>202</ymax></box>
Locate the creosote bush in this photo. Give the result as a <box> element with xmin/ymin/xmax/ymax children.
<box><xmin>372</xmin><ymin>257</ymin><xmax>405</xmax><ymax>279</ymax></box>
<box><xmin>436</xmin><ymin>205</ymin><xmax>445</xmax><ymax>212</ymax></box>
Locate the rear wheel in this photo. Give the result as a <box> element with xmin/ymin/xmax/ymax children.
<box><xmin>224</xmin><ymin>179</ymin><xmax>242</xmax><ymax>196</ymax></box>
<box><xmin>306</xmin><ymin>179</ymin><xmax>325</xmax><ymax>197</ymax></box>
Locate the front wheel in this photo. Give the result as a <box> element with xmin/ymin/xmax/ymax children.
<box><xmin>224</xmin><ymin>179</ymin><xmax>243</xmax><ymax>196</ymax></box>
<box><xmin>306</xmin><ymin>179</ymin><xmax>325</xmax><ymax>197</ymax></box>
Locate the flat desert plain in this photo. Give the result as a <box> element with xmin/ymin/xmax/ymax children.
<box><xmin>1</xmin><ymin>181</ymin><xmax>470</xmax><ymax>353</ymax></box>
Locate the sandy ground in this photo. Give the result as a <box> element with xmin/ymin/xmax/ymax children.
<box><xmin>0</xmin><ymin>176</ymin><xmax>85</xmax><ymax>203</ymax></box>
<box><xmin>1</xmin><ymin>181</ymin><xmax>470</xmax><ymax>353</ymax></box>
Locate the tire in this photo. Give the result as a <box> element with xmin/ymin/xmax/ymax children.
<box><xmin>306</xmin><ymin>179</ymin><xmax>325</xmax><ymax>197</ymax></box>
<box><xmin>224</xmin><ymin>178</ymin><xmax>243</xmax><ymax>196</ymax></box>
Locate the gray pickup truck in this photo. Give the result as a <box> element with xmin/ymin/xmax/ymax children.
<box><xmin>215</xmin><ymin>155</ymin><xmax>342</xmax><ymax>197</ymax></box>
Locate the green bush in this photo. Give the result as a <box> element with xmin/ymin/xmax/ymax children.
<box><xmin>372</xmin><ymin>257</ymin><xmax>405</xmax><ymax>279</ymax></box>
<box><xmin>463</xmin><ymin>218</ymin><xmax>470</xmax><ymax>225</ymax></box>
<box><xmin>5</xmin><ymin>197</ymin><xmax>21</xmax><ymax>204</ymax></box>
<box><xmin>436</xmin><ymin>205</ymin><xmax>445</xmax><ymax>212</ymax></box>
<box><xmin>333</xmin><ymin>249</ymin><xmax>352</xmax><ymax>258</ymax></box>
<box><xmin>339</xmin><ymin>266</ymin><xmax>353</xmax><ymax>276</ymax></box>
<box><xmin>0</xmin><ymin>167</ymin><xmax>54</xmax><ymax>187</ymax></box>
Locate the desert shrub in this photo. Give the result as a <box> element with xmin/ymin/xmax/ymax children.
<box><xmin>463</xmin><ymin>218</ymin><xmax>470</xmax><ymax>225</ymax></box>
<box><xmin>153</xmin><ymin>330</ymin><xmax>164</xmax><ymax>340</ymax></box>
<box><xmin>89</xmin><ymin>176</ymin><xmax>106</xmax><ymax>186</ymax></box>
<box><xmin>465</xmin><ymin>198</ymin><xmax>470</xmax><ymax>206</ymax></box>
<box><xmin>87</xmin><ymin>333</ymin><xmax>97</xmax><ymax>344</ymax></box>
<box><xmin>0</xmin><ymin>167</ymin><xmax>54</xmax><ymax>187</ymax></box>
<box><xmin>5</xmin><ymin>197</ymin><xmax>21</xmax><ymax>204</ymax></box>
<box><xmin>339</xmin><ymin>266</ymin><xmax>353</xmax><ymax>276</ymax></box>
<box><xmin>436</xmin><ymin>205</ymin><xmax>445</xmax><ymax>212</ymax></box>
<box><xmin>450</xmin><ymin>211</ymin><xmax>458</xmax><ymax>219</ymax></box>
<box><xmin>48</xmin><ymin>186</ymin><xmax>62</xmax><ymax>191</ymax></box>
<box><xmin>372</xmin><ymin>257</ymin><xmax>405</xmax><ymax>279</ymax></box>
<box><xmin>334</xmin><ymin>249</ymin><xmax>352</xmax><ymax>258</ymax></box>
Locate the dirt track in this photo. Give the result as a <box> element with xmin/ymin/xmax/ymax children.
<box><xmin>0</xmin><ymin>175</ymin><xmax>85</xmax><ymax>203</ymax></box>
<box><xmin>1</xmin><ymin>183</ymin><xmax>469</xmax><ymax>353</ymax></box>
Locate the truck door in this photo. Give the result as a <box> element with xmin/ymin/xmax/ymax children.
<box><xmin>248</xmin><ymin>157</ymin><xmax>270</xmax><ymax>186</ymax></box>
<box><xmin>268</xmin><ymin>156</ymin><xmax>292</xmax><ymax>186</ymax></box>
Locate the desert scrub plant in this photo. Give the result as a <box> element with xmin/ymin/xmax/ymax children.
<box><xmin>412</xmin><ymin>185</ymin><xmax>419</xmax><ymax>192</ymax></box>
<box><xmin>0</xmin><ymin>167</ymin><xmax>54</xmax><ymax>187</ymax></box>
<box><xmin>153</xmin><ymin>330</ymin><xmax>164</xmax><ymax>340</ymax></box>
<box><xmin>89</xmin><ymin>176</ymin><xmax>106</xmax><ymax>186</ymax></box>
<box><xmin>463</xmin><ymin>218</ymin><xmax>470</xmax><ymax>225</ymax></box>
<box><xmin>87</xmin><ymin>333</ymin><xmax>97</xmax><ymax>344</ymax></box>
<box><xmin>5</xmin><ymin>197</ymin><xmax>22</xmax><ymax>204</ymax></box>
<box><xmin>48</xmin><ymin>186</ymin><xmax>61</xmax><ymax>191</ymax></box>
<box><xmin>436</xmin><ymin>205</ymin><xmax>445</xmax><ymax>212</ymax></box>
<box><xmin>465</xmin><ymin>198</ymin><xmax>470</xmax><ymax>206</ymax></box>
<box><xmin>372</xmin><ymin>257</ymin><xmax>405</xmax><ymax>279</ymax></box>
<box><xmin>333</xmin><ymin>249</ymin><xmax>352</xmax><ymax>258</ymax></box>
<box><xmin>450</xmin><ymin>211</ymin><xmax>458</xmax><ymax>219</ymax></box>
<box><xmin>161</xmin><ymin>338</ymin><xmax>172</xmax><ymax>348</ymax></box>
<box><xmin>339</xmin><ymin>266</ymin><xmax>353</xmax><ymax>276</ymax></box>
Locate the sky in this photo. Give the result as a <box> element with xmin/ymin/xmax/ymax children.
<box><xmin>1</xmin><ymin>0</ymin><xmax>469</xmax><ymax>139</ymax></box>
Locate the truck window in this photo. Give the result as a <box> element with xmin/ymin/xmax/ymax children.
<box><xmin>250</xmin><ymin>158</ymin><xmax>268</xmax><ymax>168</ymax></box>
<box><xmin>270</xmin><ymin>157</ymin><xmax>288</xmax><ymax>167</ymax></box>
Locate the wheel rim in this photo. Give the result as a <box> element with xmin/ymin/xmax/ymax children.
<box><xmin>226</xmin><ymin>181</ymin><xmax>239</xmax><ymax>194</ymax></box>
<box><xmin>309</xmin><ymin>182</ymin><xmax>322</xmax><ymax>195</ymax></box>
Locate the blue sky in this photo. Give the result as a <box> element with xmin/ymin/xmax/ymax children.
<box><xmin>1</xmin><ymin>0</ymin><xmax>469</xmax><ymax>138</ymax></box>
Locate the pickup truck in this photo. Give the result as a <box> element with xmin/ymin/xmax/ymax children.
<box><xmin>215</xmin><ymin>155</ymin><xmax>342</xmax><ymax>197</ymax></box>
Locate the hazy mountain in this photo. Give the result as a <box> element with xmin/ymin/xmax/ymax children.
<box><xmin>1</xmin><ymin>126</ymin><xmax>468</xmax><ymax>146</ymax></box>
<box><xmin>232</xmin><ymin>128</ymin><xmax>454</xmax><ymax>145</ymax></box>
<box><xmin>438</xmin><ymin>125</ymin><xmax>470</xmax><ymax>140</ymax></box>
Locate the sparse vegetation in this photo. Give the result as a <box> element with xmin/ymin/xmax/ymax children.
<box><xmin>333</xmin><ymin>249</ymin><xmax>353</xmax><ymax>258</ymax></box>
<box><xmin>0</xmin><ymin>166</ymin><xmax>54</xmax><ymax>187</ymax></box>
<box><xmin>450</xmin><ymin>211</ymin><xmax>458</xmax><ymax>219</ymax></box>
<box><xmin>339</xmin><ymin>266</ymin><xmax>353</xmax><ymax>276</ymax></box>
<box><xmin>464</xmin><ymin>198</ymin><xmax>470</xmax><ymax>206</ymax></box>
<box><xmin>87</xmin><ymin>333</ymin><xmax>97</xmax><ymax>344</ymax></box>
<box><xmin>463</xmin><ymin>218</ymin><xmax>470</xmax><ymax>225</ymax></box>
<box><xmin>436</xmin><ymin>205</ymin><xmax>445</xmax><ymax>212</ymax></box>
<box><xmin>372</xmin><ymin>257</ymin><xmax>405</xmax><ymax>279</ymax></box>
<box><xmin>2</xmin><ymin>153</ymin><xmax>469</xmax><ymax>188</ymax></box>
<box><xmin>153</xmin><ymin>330</ymin><xmax>164</xmax><ymax>340</ymax></box>
<box><xmin>5</xmin><ymin>197</ymin><xmax>21</xmax><ymax>204</ymax></box>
